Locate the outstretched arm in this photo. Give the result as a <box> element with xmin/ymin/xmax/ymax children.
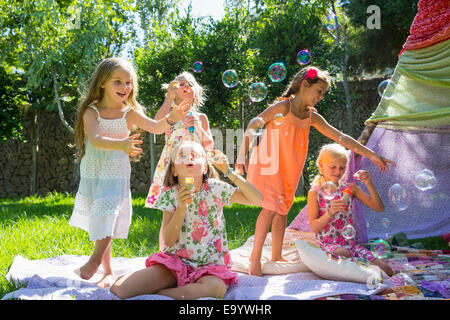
<box><xmin>311</xmin><ymin>112</ymin><xmax>395</xmax><ymax>173</ymax></box>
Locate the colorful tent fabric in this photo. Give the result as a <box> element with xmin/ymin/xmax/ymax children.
<box><xmin>346</xmin><ymin>0</ymin><xmax>450</xmax><ymax>242</ymax></box>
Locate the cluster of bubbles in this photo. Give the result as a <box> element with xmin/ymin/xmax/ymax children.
<box><xmin>190</xmin><ymin>13</ymin><xmax>345</xmax><ymax>107</ymax></box>
<box><xmin>388</xmin><ymin>169</ymin><xmax>437</xmax><ymax>212</ymax></box>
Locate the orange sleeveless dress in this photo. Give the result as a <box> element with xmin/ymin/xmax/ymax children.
<box><xmin>247</xmin><ymin>101</ymin><xmax>315</xmax><ymax>215</ymax></box>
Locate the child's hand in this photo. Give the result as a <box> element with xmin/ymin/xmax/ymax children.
<box><xmin>168</xmin><ymin>100</ymin><xmax>190</xmax><ymax>123</ymax></box>
<box><xmin>122</xmin><ymin>133</ymin><xmax>143</xmax><ymax>157</ymax></box>
<box><xmin>177</xmin><ymin>186</ymin><xmax>193</xmax><ymax>211</ymax></box>
<box><xmin>234</xmin><ymin>155</ymin><xmax>248</xmax><ymax>175</ymax></box>
<box><xmin>210</xmin><ymin>150</ymin><xmax>231</xmax><ymax>175</ymax></box>
<box><xmin>182</xmin><ymin>112</ymin><xmax>199</xmax><ymax>129</ymax></box>
<box><xmin>328</xmin><ymin>199</ymin><xmax>347</xmax><ymax>216</ymax></box>
<box><xmin>369</xmin><ymin>153</ymin><xmax>396</xmax><ymax>173</ymax></box>
<box><xmin>355</xmin><ymin>170</ymin><xmax>371</xmax><ymax>184</ymax></box>
<box><xmin>167</xmin><ymin>81</ymin><xmax>179</xmax><ymax>100</ymax></box>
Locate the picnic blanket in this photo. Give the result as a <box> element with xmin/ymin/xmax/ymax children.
<box><xmin>318</xmin><ymin>247</ymin><xmax>450</xmax><ymax>300</ymax></box>
<box><xmin>3</xmin><ymin>253</ymin><xmax>389</xmax><ymax>300</ymax></box>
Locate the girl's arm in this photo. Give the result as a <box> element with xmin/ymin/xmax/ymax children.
<box><xmin>154</xmin><ymin>81</ymin><xmax>178</xmax><ymax>120</ymax></box>
<box><xmin>311</xmin><ymin>112</ymin><xmax>395</xmax><ymax>173</ymax></box>
<box><xmin>127</xmin><ymin>103</ymin><xmax>189</xmax><ymax>135</ymax></box>
<box><xmin>161</xmin><ymin>187</ymin><xmax>192</xmax><ymax>247</ymax></box>
<box><xmin>227</xmin><ymin>171</ymin><xmax>263</xmax><ymax>206</ymax></box>
<box><xmin>83</xmin><ymin>108</ymin><xmax>143</xmax><ymax>156</ymax></box>
<box><xmin>212</xmin><ymin>150</ymin><xmax>263</xmax><ymax>206</ymax></box>
<box><xmin>352</xmin><ymin>170</ymin><xmax>384</xmax><ymax>212</ymax></box>
<box><xmin>308</xmin><ymin>189</ymin><xmax>333</xmax><ymax>234</ymax></box>
<box><xmin>189</xmin><ymin>112</ymin><xmax>214</xmax><ymax>151</ymax></box>
<box><xmin>235</xmin><ymin>100</ymin><xmax>289</xmax><ymax>172</ymax></box>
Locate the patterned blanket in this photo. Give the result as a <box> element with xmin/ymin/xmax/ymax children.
<box><xmin>318</xmin><ymin>247</ymin><xmax>450</xmax><ymax>300</ymax></box>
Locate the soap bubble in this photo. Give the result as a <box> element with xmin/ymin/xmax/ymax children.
<box><xmin>193</xmin><ymin>61</ymin><xmax>203</xmax><ymax>73</ymax></box>
<box><xmin>273</xmin><ymin>113</ymin><xmax>285</xmax><ymax>125</ymax></box>
<box><xmin>377</xmin><ymin>79</ymin><xmax>397</xmax><ymax>99</ymax></box>
<box><xmin>342</xmin><ymin>225</ymin><xmax>356</xmax><ymax>240</ymax></box>
<box><xmin>414</xmin><ymin>169</ymin><xmax>437</xmax><ymax>191</ymax></box>
<box><xmin>371</xmin><ymin>239</ymin><xmax>390</xmax><ymax>259</ymax></box>
<box><xmin>248</xmin><ymin>82</ymin><xmax>268</xmax><ymax>102</ymax></box>
<box><xmin>267</xmin><ymin>62</ymin><xmax>287</xmax><ymax>82</ymax></box>
<box><xmin>222</xmin><ymin>69</ymin><xmax>239</xmax><ymax>88</ymax></box>
<box><xmin>325</xmin><ymin>14</ymin><xmax>339</xmax><ymax>30</ymax></box>
<box><xmin>297</xmin><ymin>49</ymin><xmax>311</xmax><ymax>65</ymax></box>
<box><xmin>388</xmin><ymin>183</ymin><xmax>410</xmax><ymax>211</ymax></box>
<box><xmin>322</xmin><ymin>181</ymin><xmax>338</xmax><ymax>200</ymax></box>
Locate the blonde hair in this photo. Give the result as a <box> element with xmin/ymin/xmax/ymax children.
<box><xmin>163</xmin><ymin>141</ymin><xmax>219</xmax><ymax>187</ymax></box>
<box><xmin>74</xmin><ymin>57</ymin><xmax>144</xmax><ymax>161</ymax></box>
<box><xmin>280</xmin><ymin>66</ymin><xmax>331</xmax><ymax>100</ymax></box>
<box><xmin>162</xmin><ymin>71</ymin><xmax>206</xmax><ymax>112</ymax></box>
<box><xmin>311</xmin><ymin>143</ymin><xmax>349</xmax><ymax>189</ymax></box>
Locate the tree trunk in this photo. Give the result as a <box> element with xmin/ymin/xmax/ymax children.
<box><xmin>30</xmin><ymin>109</ymin><xmax>39</xmax><ymax>195</ymax></box>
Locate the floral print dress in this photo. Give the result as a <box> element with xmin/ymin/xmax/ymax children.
<box><xmin>145</xmin><ymin>109</ymin><xmax>202</xmax><ymax>208</ymax></box>
<box><xmin>314</xmin><ymin>182</ymin><xmax>375</xmax><ymax>261</ymax></box>
<box><xmin>152</xmin><ymin>178</ymin><xmax>237</xmax><ymax>268</ymax></box>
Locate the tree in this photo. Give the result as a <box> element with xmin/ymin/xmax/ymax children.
<box><xmin>0</xmin><ymin>0</ymin><xmax>135</xmax><ymax>194</ymax></box>
<box><xmin>342</xmin><ymin>0</ymin><xmax>418</xmax><ymax>73</ymax></box>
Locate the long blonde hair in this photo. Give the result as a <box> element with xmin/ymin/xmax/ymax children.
<box><xmin>161</xmin><ymin>71</ymin><xmax>206</xmax><ymax>112</ymax></box>
<box><xmin>311</xmin><ymin>143</ymin><xmax>349</xmax><ymax>189</ymax></box>
<box><xmin>279</xmin><ymin>66</ymin><xmax>331</xmax><ymax>101</ymax></box>
<box><xmin>74</xmin><ymin>57</ymin><xmax>144</xmax><ymax>161</ymax></box>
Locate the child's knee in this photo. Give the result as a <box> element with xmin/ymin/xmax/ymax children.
<box><xmin>201</xmin><ymin>276</ymin><xmax>227</xmax><ymax>299</ymax></box>
<box><xmin>110</xmin><ymin>282</ymin><xmax>125</xmax><ymax>299</ymax></box>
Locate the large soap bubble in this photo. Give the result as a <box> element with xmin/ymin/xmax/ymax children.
<box><xmin>267</xmin><ymin>62</ymin><xmax>287</xmax><ymax>82</ymax></box>
<box><xmin>388</xmin><ymin>183</ymin><xmax>410</xmax><ymax>211</ymax></box>
<box><xmin>414</xmin><ymin>169</ymin><xmax>437</xmax><ymax>191</ymax></box>
<box><xmin>222</xmin><ymin>69</ymin><xmax>239</xmax><ymax>88</ymax></box>
<box><xmin>248</xmin><ymin>82</ymin><xmax>268</xmax><ymax>102</ymax></box>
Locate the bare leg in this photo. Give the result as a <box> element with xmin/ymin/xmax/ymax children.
<box><xmin>271</xmin><ymin>213</ymin><xmax>288</xmax><ymax>262</ymax></box>
<box><xmin>110</xmin><ymin>264</ymin><xmax>177</xmax><ymax>299</ymax></box>
<box><xmin>249</xmin><ymin>209</ymin><xmax>276</xmax><ymax>276</ymax></box>
<box><xmin>158</xmin><ymin>275</ymin><xmax>227</xmax><ymax>300</ymax></box>
<box><xmin>97</xmin><ymin>241</ymin><xmax>115</xmax><ymax>288</ymax></box>
<box><xmin>75</xmin><ymin>237</ymin><xmax>112</xmax><ymax>281</ymax></box>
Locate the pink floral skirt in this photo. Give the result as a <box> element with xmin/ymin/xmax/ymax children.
<box><xmin>145</xmin><ymin>252</ymin><xmax>238</xmax><ymax>287</ymax></box>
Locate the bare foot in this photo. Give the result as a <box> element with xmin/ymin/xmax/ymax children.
<box><xmin>271</xmin><ymin>257</ymin><xmax>288</xmax><ymax>262</ymax></box>
<box><xmin>97</xmin><ymin>273</ymin><xmax>115</xmax><ymax>288</ymax></box>
<box><xmin>249</xmin><ymin>260</ymin><xmax>262</xmax><ymax>276</ymax></box>
<box><xmin>74</xmin><ymin>260</ymin><xmax>100</xmax><ymax>280</ymax></box>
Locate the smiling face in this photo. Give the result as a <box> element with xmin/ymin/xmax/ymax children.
<box><xmin>100</xmin><ymin>66</ymin><xmax>133</xmax><ymax>107</ymax></box>
<box><xmin>300</xmin><ymin>80</ymin><xmax>328</xmax><ymax>107</ymax></box>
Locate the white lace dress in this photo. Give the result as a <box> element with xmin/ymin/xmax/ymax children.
<box><xmin>69</xmin><ymin>104</ymin><xmax>133</xmax><ymax>241</ymax></box>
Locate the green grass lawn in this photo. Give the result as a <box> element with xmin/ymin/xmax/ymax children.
<box><xmin>0</xmin><ymin>192</ymin><xmax>447</xmax><ymax>299</ymax></box>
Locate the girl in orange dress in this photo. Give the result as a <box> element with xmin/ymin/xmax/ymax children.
<box><xmin>235</xmin><ymin>66</ymin><xmax>395</xmax><ymax>276</ymax></box>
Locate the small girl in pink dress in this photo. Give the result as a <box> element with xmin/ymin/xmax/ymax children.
<box><xmin>110</xmin><ymin>141</ymin><xmax>263</xmax><ymax>299</ymax></box>
<box><xmin>308</xmin><ymin>143</ymin><xmax>393</xmax><ymax>277</ymax></box>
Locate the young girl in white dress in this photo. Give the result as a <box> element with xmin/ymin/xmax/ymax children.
<box><xmin>69</xmin><ymin>57</ymin><xmax>188</xmax><ymax>288</ymax></box>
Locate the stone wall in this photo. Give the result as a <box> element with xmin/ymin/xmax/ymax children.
<box><xmin>0</xmin><ymin>78</ymin><xmax>384</xmax><ymax>198</ymax></box>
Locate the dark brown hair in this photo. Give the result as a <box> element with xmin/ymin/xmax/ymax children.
<box><xmin>279</xmin><ymin>66</ymin><xmax>331</xmax><ymax>100</ymax></box>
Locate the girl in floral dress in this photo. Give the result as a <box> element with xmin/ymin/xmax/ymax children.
<box><xmin>110</xmin><ymin>141</ymin><xmax>263</xmax><ymax>299</ymax></box>
<box><xmin>145</xmin><ymin>71</ymin><xmax>213</xmax><ymax>208</ymax></box>
<box><xmin>308</xmin><ymin>143</ymin><xmax>393</xmax><ymax>276</ymax></box>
